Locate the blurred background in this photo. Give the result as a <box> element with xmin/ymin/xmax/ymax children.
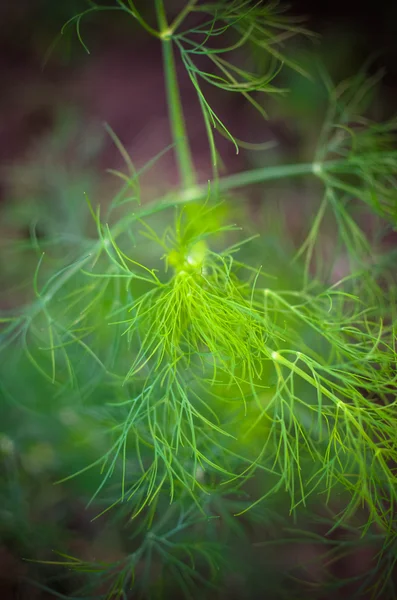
<box><xmin>0</xmin><ymin>1</ymin><xmax>396</xmax><ymax>598</ymax></box>
<box><xmin>1</xmin><ymin>0</ymin><xmax>396</xmax><ymax>200</ymax></box>
<box><xmin>1</xmin><ymin>0</ymin><xmax>396</xmax><ymax>257</ymax></box>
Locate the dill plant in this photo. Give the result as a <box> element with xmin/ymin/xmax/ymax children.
<box><xmin>1</xmin><ymin>1</ymin><xmax>397</xmax><ymax>598</ymax></box>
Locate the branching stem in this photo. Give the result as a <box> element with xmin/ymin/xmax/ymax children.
<box><xmin>155</xmin><ymin>0</ymin><xmax>196</xmax><ymax>189</ymax></box>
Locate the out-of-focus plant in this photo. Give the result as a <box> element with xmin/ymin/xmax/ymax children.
<box><xmin>1</xmin><ymin>1</ymin><xmax>396</xmax><ymax>598</ymax></box>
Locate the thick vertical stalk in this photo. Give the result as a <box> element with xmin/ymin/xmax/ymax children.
<box><xmin>155</xmin><ymin>0</ymin><xmax>196</xmax><ymax>189</ymax></box>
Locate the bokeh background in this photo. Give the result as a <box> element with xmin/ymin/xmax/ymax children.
<box><xmin>0</xmin><ymin>1</ymin><xmax>396</xmax><ymax>598</ymax></box>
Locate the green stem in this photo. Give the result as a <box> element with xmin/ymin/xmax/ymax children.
<box><xmin>168</xmin><ymin>0</ymin><xmax>198</xmax><ymax>35</ymax></box>
<box><xmin>119</xmin><ymin>1</ymin><xmax>160</xmax><ymax>39</ymax></box>
<box><xmin>15</xmin><ymin>158</ymin><xmax>345</xmax><ymax>324</ymax></box>
<box><xmin>216</xmin><ymin>159</ymin><xmax>341</xmax><ymax>193</ymax></box>
<box><xmin>155</xmin><ymin>0</ymin><xmax>196</xmax><ymax>189</ymax></box>
<box><xmin>175</xmin><ymin>158</ymin><xmax>344</xmax><ymax>202</ymax></box>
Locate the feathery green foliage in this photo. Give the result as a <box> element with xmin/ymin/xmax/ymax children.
<box><xmin>1</xmin><ymin>1</ymin><xmax>397</xmax><ymax>599</ymax></box>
